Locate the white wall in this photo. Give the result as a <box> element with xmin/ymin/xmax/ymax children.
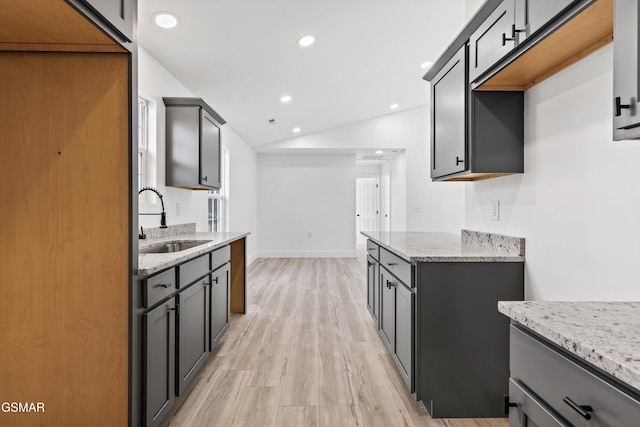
<box><xmin>465</xmin><ymin>44</ymin><xmax>640</xmax><ymax>301</ymax></box>
<box><xmin>138</xmin><ymin>47</ymin><xmax>258</xmax><ymax>261</ymax></box>
<box><xmin>257</xmin><ymin>154</ymin><xmax>356</xmax><ymax>257</ymax></box>
<box><xmin>258</xmin><ymin>108</ymin><xmax>465</xmax><ymax>233</ymax></box>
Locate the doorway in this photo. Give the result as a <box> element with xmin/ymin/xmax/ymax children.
<box><xmin>356</xmin><ymin>177</ymin><xmax>380</xmax><ymax>245</ymax></box>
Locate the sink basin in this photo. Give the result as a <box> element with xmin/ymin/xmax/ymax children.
<box><xmin>139</xmin><ymin>240</ymin><xmax>212</xmax><ymax>254</ymax></box>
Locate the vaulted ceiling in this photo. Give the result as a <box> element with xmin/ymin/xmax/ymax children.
<box><xmin>138</xmin><ymin>0</ymin><xmax>480</xmax><ymax>148</ymax></box>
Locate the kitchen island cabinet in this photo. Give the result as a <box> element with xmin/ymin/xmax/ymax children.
<box><xmin>363</xmin><ymin>230</ymin><xmax>524</xmax><ymax>418</ymax></box>
<box><xmin>499</xmin><ymin>301</ymin><xmax>640</xmax><ymax>426</ymax></box>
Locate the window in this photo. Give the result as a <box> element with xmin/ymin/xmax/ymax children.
<box><xmin>137</xmin><ymin>97</ymin><xmax>148</xmax><ymax>191</ymax></box>
<box><xmin>208</xmin><ymin>147</ymin><xmax>228</xmax><ymax>232</ymax></box>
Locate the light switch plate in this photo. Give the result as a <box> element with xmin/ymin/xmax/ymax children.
<box><xmin>490</xmin><ymin>200</ymin><xmax>500</xmax><ymax>221</ymax></box>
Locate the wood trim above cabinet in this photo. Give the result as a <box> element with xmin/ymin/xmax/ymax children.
<box><xmin>475</xmin><ymin>0</ymin><xmax>613</xmax><ymax>91</ymax></box>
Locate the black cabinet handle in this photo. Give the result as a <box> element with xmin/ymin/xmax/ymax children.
<box><xmin>389</xmin><ymin>281</ymin><xmax>397</xmax><ymax>288</ymax></box>
<box><xmin>615</xmin><ymin>97</ymin><xmax>631</xmax><ymax>117</ymax></box>
<box><xmin>512</xmin><ymin>24</ymin><xmax>525</xmax><ymax>35</ymax></box>
<box><xmin>387</xmin><ymin>262</ymin><xmax>397</xmax><ymax>266</ymax></box>
<box><xmin>563</xmin><ymin>397</ymin><xmax>593</xmax><ymax>420</ymax></box>
<box><xmin>503</xmin><ymin>395</ymin><xmax>517</xmax><ymax>415</ymax></box>
<box><xmin>202</xmin><ymin>175</ymin><xmax>208</xmax><ymax>182</ymax></box>
<box><xmin>155</xmin><ymin>283</ymin><xmax>172</xmax><ymax>289</ymax></box>
<box><xmin>502</xmin><ymin>32</ymin><xmax>515</xmax><ymax>46</ymax></box>
<box><xmin>212</xmin><ymin>276</ymin><xmax>219</xmax><ymax>284</ymax></box>
<box><xmin>456</xmin><ymin>156</ymin><xmax>464</xmax><ymax>166</ymax></box>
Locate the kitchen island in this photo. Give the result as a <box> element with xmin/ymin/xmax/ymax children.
<box><xmin>362</xmin><ymin>230</ymin><xmax>525</xmax><ymax>418</ymax></box>
<box><xmin>499</xmin><ymin>301</ymin><xmax>640</xmax><ymax>426</ymax></box>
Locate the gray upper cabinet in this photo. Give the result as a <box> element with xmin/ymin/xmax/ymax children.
<box><xmin>163</xmin><ymin>98</ymin><xmax>226</xmax><ymax>190</ymax></box>
<box><xmin>76</xmin><ymin>0</ymin><xmax>134</xmax><ymax>43</ymax></box>
<box><xmin>431</xmin><ymin>45</ymin><xmax>468</xmax><ymax>179</ymax></box>
<box><xmin>430</xmin><ymin>44</ymin><xmax>524</xmax><ymax>182</ymax></box>
<box><xmin>469</xmin><ymin>0</ymin><xmax>516</xmax><ymax>83</ymax></box>
<box><xmin>613</xmin><ymin>0</ymin><xmax>640</xmax><ymax>140</ymax></box>
<box><xmin>515</xmin><ymin>0</ymin><xmax>578</xmax><ymax>43</ymax></box>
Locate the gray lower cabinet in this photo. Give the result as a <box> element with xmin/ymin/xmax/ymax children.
<box><xmin>210</xmin><ymin>264</ymin><xmax>230</xmax><ymax>349</ymax></box>
<box><xmin>613</xmin><ymin>0</ymin><xmax>640</xmax><ymax>140</ymax></box>
<box><xmin>366</xmin><ymin>255</ymin><xmax>379</xmax><ymax>324</ymax></box>
<box><xmin>508</xmin><ymin>325</ymin><xmax>640</xmax><ymax>427</ymax></box>
<box><xmin>143</xmin><ymin>298</ymin><xmax>176</xmax><ymax>427</ymax></box>
<box><xmin>176</xmin><ymin>277</ymin><xmax>210</xmax><ymax>395</ymax></box>
<box><xmin>379</xmin><ymin>266</ymin><xmax>415</xmax><ymax>390</ymax></box>
<box><xmin>417</xmin><ymin>262</ymin><xmax>524</xmax><ymax>418</ymax></box>
<box><xmin>141</xmin><ymin>246</ymin><xmax>233</xmax><ymax>426</ymax></box>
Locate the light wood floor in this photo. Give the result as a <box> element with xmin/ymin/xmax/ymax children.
<box><xmin>166</xmin><ymin>247</ymin><xmax>508</xmax><ymax>427</ymax></box>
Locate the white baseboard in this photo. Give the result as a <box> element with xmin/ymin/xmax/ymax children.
<box><xmin>257</xmin><ymin>250</ymin><xmax>357</xmax><ymax>259</ymax></box>
<box><xmin>246</xmin><ymin>252</ymin><xmax>258</xmax><ymax>266</ymax></box>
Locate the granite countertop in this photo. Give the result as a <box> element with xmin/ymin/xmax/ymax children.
<box><xmin>138</xmin><ymin>228</ymin><xmax>249</xmax><ymax>276</ymax></box>
<box><xmin>498</xmin><ymin>301</ymin><xmax>640</xmax><ymax>392</ymax></box>
<box><xmin>361</xmin><ymin>230</ymin><xmax>525</xmax><ymax>262</ymax></box>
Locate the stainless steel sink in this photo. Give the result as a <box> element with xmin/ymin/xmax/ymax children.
<box><xmin>139</xmin><ymin>240</ymin><xmax>212</xmax><ymax>254</ymax></box>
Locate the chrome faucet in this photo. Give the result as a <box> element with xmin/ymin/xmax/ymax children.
<box><xmin>138</xmin><ymin>186</ymin><xmax>168</xmax><ymax>231</ymax></box>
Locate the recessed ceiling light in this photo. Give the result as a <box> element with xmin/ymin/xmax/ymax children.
<box><xmin>153</xmin><ymin>12</ymin><xmax>179</xmax><ymax>29</ymax></box>
<box><xmin>280</xmin><ymin>95</ymin><xmax>292</xmax><ymax>103</ymax></box>
<box><xmin>420</xmin><ymin>61</ymin><xmax>433</xmax><ymax>70</ymax></box>
<box><xmin>375</xmin><ymin>150</ymin><xmax>383</xmax><ymax>154</ymax></box>
<box><xmin>292</xmin><ymin>127</ymin><xmax>301</xmax><ymax>133</ymax></box>
<box><xmin>297</xmin><ymin>35</ymin><xmax>315</xmax><ymax>47</ymax></box>
<box><xmin>390</xmin><ymin>104</ymin><xmax>399</xmax><ymax>110</ymax></box>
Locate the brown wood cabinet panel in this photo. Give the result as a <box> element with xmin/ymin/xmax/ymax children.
<box><xmin>0</xmin><ymin>51</ymin><xmax>130</xmax><ymax>427</ymax></box>
<box><xmin>230</xmin><ymin>238</ymin><xmax>246</xmax><ymax>313</ymax></box>
<box><xmin>0</xmin><ymin>0</ymin><xmax>123</xmax><ymax>51</ymax></box>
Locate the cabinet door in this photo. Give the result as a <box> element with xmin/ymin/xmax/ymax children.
<box><xmin>210</xmin><ymin>264</ymin><xmax>230</xmax><ymax>349</ymax></box>
<box><xmin>176</xmin><ymin>280</ymin><xmax>210</xmax><ymax>395</ymax></box>
<box><xmin>200</xmin><ymin>110</ymin><xmax>221</xmax><ymax>188</ymax></box>
<box><xmin>366</xmin><ymin>256</ymin><xmax>379</xmax><ymax>324</ymax></box>
<box><xmin>514</xmin><ymin>0</ymin><xmax>577</xmax><ymax>43</ymax></box>
<box><xmin>394</xmin><ymin>281</ymin><xmax>414</xmax><ymax>391</ymax></box>
<box><xmin>431</xmin><ymin>45</ymin><xmax>467</xmax><ymax>179</ymax></box>
<box><xmin>613</xmin><ymin>0</ymin><xmax>640</xmax><ymax>140</ymax></box>
<box><xmin>379</xmin><ymin>267</ymin><xmax>395</xmax><ymax>353</ymax></box>
<box><xmin>77</xmin><ymin>0</ymin><xmax>134</xmax><ymax>42</ymax></box>
<box><xmin>143</xmin><ymin>299</ymin><xmax>176</xmax><ymax>427</ymax></box>
<box><xmin>469</xmin><ymin>0</ymin><xmax>516</xmax><ymax>83</ymax></box>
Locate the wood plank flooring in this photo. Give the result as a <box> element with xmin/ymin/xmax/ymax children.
<box><xmin>166</xmin><ymin>248</ymin><xmax>508</xmax><ymax>427</ymax></box>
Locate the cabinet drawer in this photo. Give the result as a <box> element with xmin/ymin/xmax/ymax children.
<box><xmin>366</xmin><ymin>240</ymin><xmax>379</xmax><ymax>261</ymax></box>
<box><xmin>510</xmin><ymin>325</ymin><xmax>640</xmax><ymax>426</ymax></box>
<box><xmin>211</xmin><ymin>245</ymin><xmax>230</xmax><ymax>271</ymax></box>
<box><xmin>379</xmin><ymin>247</ymin><xmax>413</xmax><ymax>286</ymax></box>
<box><xmin>143</xmin><ymin>268</ymin><xmax>176</xmax><ymax>309</ymax></box>
<box><xmin>179</xmin><ymin>253</ymin><xmax>210</xmax><ymax>288</ymax></box>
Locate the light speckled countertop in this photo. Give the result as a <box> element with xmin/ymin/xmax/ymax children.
<box><xmin>498</xmin><ymin>301</ymin><xmax>640</xmax><ymax>392</ymax></box>
<box><xmin>138</xmin><ymin>231</ymin><xmax>249</xmax><ymax>276</ymax></box>
<box><xmin>362</xmin><ymin>230</ymin><xmax>525</xmax><ymax>262</ymax></box>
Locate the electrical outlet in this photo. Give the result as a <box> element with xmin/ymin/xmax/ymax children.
<box><xmin>176</xmin><ymin>202</ymin><xmax>182</xmax><ymax>217</ymax></box>
<box><xmin>490</xmin><ymin>200</ymin><xmax>500</xmax><ymax>221</ymax></box>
